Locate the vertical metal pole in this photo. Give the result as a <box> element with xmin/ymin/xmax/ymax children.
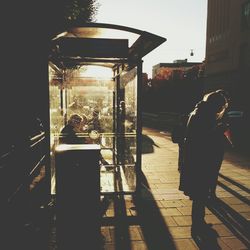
<box><xmin>45</xmin><ymin>60</ymin><xmax>52</xmax><ymax>206</ymax></box>
<box><xmin>112</xmin><ymin>90</ymin><xmax>116</xmax><ymax>165</ymax></box>
<box><xmin>136</xmin><ymin>60</ymin><xmax>143</xmax><ymax>193</ymax></box>
<box><xmin>116</xmin><ymin>66</ymin><xmax>122</xmax><ymax>164</ymax></box>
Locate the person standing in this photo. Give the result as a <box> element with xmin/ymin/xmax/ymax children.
<box><xmin>171</xmin><ymin>113</ymin><xmax>189</xmax><ymax>172</ymax></box>
<box><xmin>207</xmin><ymin>89</ymin><xmax>230</xmax><ymax>199</ymax></box>
<box><xmin>179</xmin><ymin>90</ymin><xmax>229</xmax><ymax>237</ymax></box>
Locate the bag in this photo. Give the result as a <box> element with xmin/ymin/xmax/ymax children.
<box><xmin>171</xmin><ymin>114</ymin><xmax>189</xmax><ymax>144</ymax></box>
<box><xmin>171</xmin><ymin>124</ymin><xmax>185</xmax><ymax>143</ymax></box>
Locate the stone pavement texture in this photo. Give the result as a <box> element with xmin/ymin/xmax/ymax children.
<box><xmin>101</xmin><ymin>127</ymin><xmax>250</xmax><ymax>250</ymax></box>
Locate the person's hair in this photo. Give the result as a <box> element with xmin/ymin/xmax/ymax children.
<box><xmin>203</xmin><ymin>90</ymin><xmax>228</xmax><ymax>113</ymax></box>
<box><xmin>215</xmin><ymin>89</ymin><xmax>230</xmax><ymax>104</ymax></box>
<box><xmin>68</xmin><ymin>114</ymin><xmax>82</xmax><ymax>126</ymax></box>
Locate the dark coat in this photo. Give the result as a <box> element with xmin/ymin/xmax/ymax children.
<box><xmin>179</xmin><ymin>101</ymin><xmax>226</xmax><ymax>199</ymax></box>
<box><xmin>59</xmin><ymin>124</ymin><xmax>85</xmax><ymax>144</ymax></box>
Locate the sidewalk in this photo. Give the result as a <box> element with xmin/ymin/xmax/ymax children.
<box><xmin>101</xmin><ymin>127</ymin><xmax>250</xmax><ymax>250</ymax></box>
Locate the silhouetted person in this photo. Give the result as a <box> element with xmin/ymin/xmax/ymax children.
<box><xmin>68</xmin><ymin>96</ymin><xmax>82</xmax><ymax>111</ymax></box>
<box><xmin>87</xmin><ymin>108</ymin><xmax>103</xmax><ymax>144</ymax></box>
<box><xmin>179</xmin><ymin>90</ymin><xmax>229</xmax><ymax>238</ymax></box>
<box><xmin>59</xmin><ymin>113</ymin><xmax>108</xmax><ymax>166</ymax></box>
<box><xmin>207</xmin><ymin>89</ymin><xmax>231</xmax><ymax>199</ymax></box>
<box><xmin>171</xmin><ymin>114</ymin><xmax>189</xmax><ymax>172</ymax></box>
<box><xmin>88</xmin><ymin>108</ymin><xmax>103</xmax><ymax>133</ymax></box>
<box><xmin>59</xmin><ymin>114</ymin><xmax>88</xmax><ymax>144</ymax></box>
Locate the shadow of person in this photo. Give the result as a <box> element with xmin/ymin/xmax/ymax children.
<box><xmin>133</xmin><ymin>172</ymin><xmax>177</xmax><ymax>250</ymax></box>
<box><xmin>206</xmin><ymin>197</ymin><xmax>250</xmax><ymax>247</ymax></box>
<box><xmin>191</xmin><ymin>225</ymin><xmax>220</xmax><ymax>250</ymax></box>
<box><xmin>142</xmin><ymin>134</ymin><xmax>159</xmax><ymax>154</ymax></box>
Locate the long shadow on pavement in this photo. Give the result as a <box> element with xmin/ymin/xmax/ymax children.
<box><xmin>219</xmin><ymin>173</ymin><xmax>250</xmax><ymax>194</ymax></box>
<box><xmin>100</xmin><ymin>173</ymin><xmax>177</xmax><ymax>250</ymax></box>
<box><xmin>132</xmin><ymin>172</ymin><xmax>177</xmax><ymax>250</ymax></box>
<box><xmin>218</xmin><ymin>180</ymin><xmax>250</xmax><ymax>205</ymax></box>
<box><xmin>191</xmin><ymin>228</ymin><xmax>220</xmax><ymax>250</ymax></box>
<box><xmin>218</xmin><ymin>173</ymin><xmax>250</xmax><ymax>205</ymax></box>
<box><xmin>142</xmin><ymin>134</ymin><xmax>159</xmax><ymax>154</ymax></box>
<box><xmin>101</xmin><ymin>194</ymin><xmax>132</xmax><ymax>250</ymax></box>
<box><xmin>207</xmin><ymin>198</ymin><xmax>250</xmax><ymax>248</ymax></box>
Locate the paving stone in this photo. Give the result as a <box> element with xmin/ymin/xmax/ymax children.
<box><xmin>161</xmin><ymin>200</ymin><xmax>184</xmax><ymax>208</ymax></box>
<box><xmin>180</xmin><ymin>199</ymin><xmax>193</xmax><ymax>206</ymax></box>
<box><xmin>101</xmin><ymin>227</ymin><xmax>112</xmax><ymax>242</ymax></box>
<box><xmin>108</xmin><ymin>226</ymin><xmax>115</xmax><ymax>242</ymax></box>
<box><xmin>125</xmin><ymin>199</ymin><xmax>135</xmax><ymax>207</ymax></box>
<box><xmin>221</xmin><ymin>197</ymin><xmax>244</xmax><ymax>205</ymax></box>
<box><xmin>221</xmin><ymin>237</ymin><xmax>248</xmax><ymax>250</ymax></box>
<box><xmin>98</xmin><ymin>128</ymin><xmax>250</xmax><ymax>250</ymax></box>
<box><xmin>154</xmin><ymin>188</ymin><xmax>179</xmax><ymax>194</ymax></box>
<box><xmin>172</xmin><ymin>215</ymin><xmax>192</xmax><ymax>226</ymax></box>
<box><xmin>129</xmin><ymin>206</ymin><xmax>138</xmax><ymax>216</ymax></box>
<box><xmin>168</xmin><ymin>226</ymin><xmax>191</xmax><ymax>239</ymax></box>
<box><xmin>151</xmin><ymin>194</ymin><xmax>165</xmax><ymax>200</ymax></box>
<box><xmin>205</xmin><ymin>207</ymin><xmax>213</xmax><ymax>214</ymax></box>
<box><xmin>163</xmin><ymin>216</ymin><xmax>178</xmax><ymax>226</ymax></box>
<box><xmin>216</xmin><ymin>191</ymin><xmax>235</xmax><ymax>198</ymax></box>
<box><xmin>103</xmin><ymin>243</ymin><xmax>115</xmax><ymax>250</ymax></box>
<box><xmin>131</xmin><ymin>241</ymin><xmax>149</xmax><ymax>250</ymax></box>
<box><xmin>174</xmin><ymin>239</ymin><xmax>198</xmax><ymax>250</ymax></box>
<box><xmin>147</xmin><ymin>179</ymin><xmax>164</xmax><ymax>184</ymax></box>
<box><xmin>161</xmin><ymin>194</ymin><xmax>187</xmax><ymax>200</ymax></box>
<box><xmin>237</xmin><ymin>190</ymin><xmax>250</xmax><ymax>197</ymax></box>
<box><xmin>160</xmin><ymin>208</ymin><xmax>182</xmax><ymax>216</ymax></box>
<box><xmin>205</xmin><ymin>214</ymin><xmax>222</xmax><ymax>224</ymax></box>
<box><xmin>211</xmin><ymin>224</ymin><xmax>233</xmax><ymax>237</ymax></box>
<box><xmin>217</xmin><ymin>238</ymin><xmax>232</xmax><ymax>250</ymax></box>
<box><xmin>231</xmin><ymin>204</ymin><xmax>250</xmax><ymax>212</ymax></box>
<box><xmin>129</xmin><ymin>226</ymin><xmax>143</xmax><ymax>241</ymax></box>
<box><xmin>241</xmin><ymin>211</ymin><xmax>250</xmax><ymax>220</ymax></box>
<box><xmin>155</xmin><ymin>200</ymin><xmax>165</xmax><ymax>208</ymax></box>
<box><xmin>136</xmin><ymin>227</ymin><xmax>145</xmax><ymax>241</ymax></box>
<box><xmin>177</xmin><ymin>207</ymin><xmax>192</xmax><ymax>215</ymax></box>
<box><xmin>105</xmin><ymin>209</ymin><xmax>115</xmax><ymax>217</ymax></box>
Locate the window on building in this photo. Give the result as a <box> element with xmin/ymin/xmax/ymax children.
<box><xmin>241</xmin><ymin>0</ymin><xmax>250</xmax><ymax>30</ymax></box>
<box><xmin>239</xmin><ymin>43</ymin><xmax>248</xmax><ymax>70</ymax></box>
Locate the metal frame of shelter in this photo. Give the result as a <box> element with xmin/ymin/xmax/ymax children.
<box><xmin>49</xmin><ymin>23</ymin><xmax>166</xmax><ymax>195</ymax></box>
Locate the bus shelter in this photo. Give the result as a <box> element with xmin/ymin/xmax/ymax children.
<box><xmin>49</xmin><ymin>23</ymin><xmax>166</xmax><ymax>195</ymax></box>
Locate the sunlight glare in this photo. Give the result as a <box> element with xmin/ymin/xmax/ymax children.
<box><xmin>79</xmin><ymin>65</ymin><xmax>113</xmax><ymax>78</ymax></box>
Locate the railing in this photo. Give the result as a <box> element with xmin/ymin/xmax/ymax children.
<box><xmin>0</xmin><ymin>126</ymin><xmax>50</xmax><ymax>249</ymax></box>
<box><xmin>142</xmin><ymin>112</ymin><xmax>181</xmax><ymax>131</ymax></box>
<box><xmin>0</xmin><ymin>131</ymin><xmax>46</xmax><ymax>206</ymax></box>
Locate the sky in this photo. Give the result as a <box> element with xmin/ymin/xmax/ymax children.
<box><xmin>96</xmin><ymin>0</ymin><xmax>208</xmax><ymax>78</ymax></box>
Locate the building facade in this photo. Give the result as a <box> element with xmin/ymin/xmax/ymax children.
<box><xmin>204</xmin><ymin>0</ymin><xmax>250</xmax><ymax>110</ymax></box>
<box><xmin>152</xmin><ymin>60</ymin><xmax>203</xmax><ymax>80</ymax></box>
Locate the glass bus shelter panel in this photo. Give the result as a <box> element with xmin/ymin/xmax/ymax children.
<box><xmin>107</xmin><ymin>67</ymin><xmax>137</xmax><ymax>193</ymax></box>
<box><xmin>49</xmin><ymin>67</ymin><xmax>64</xmax><ymax>138</ymax></box>
<box><xmin>49</xmin><ymin>64</ymin><xmax>116</xmax><ymax>193</ymax></box>
<box><xmin>49</xmin><ymin>64</ymin><xmax>138</xmax><ymax>194</ymax></box>
<box><xmin>64</xmin><ymin>66</ymin><xmax>116</xmax><ymax>163</ymax></box>
<box><xmin>49</xmin><ymin>65</ymin><xmax>65</xmax><ymax>194</ymax></box>
<box><xmin>119</xmin><ymin>67</ymin><xmax>137</xmax><ymax>164</ymax></box>
<box><xmin>100</xmin><ymin>164</ymin><xmax>136</xmax><ymax>193</ymax></box>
